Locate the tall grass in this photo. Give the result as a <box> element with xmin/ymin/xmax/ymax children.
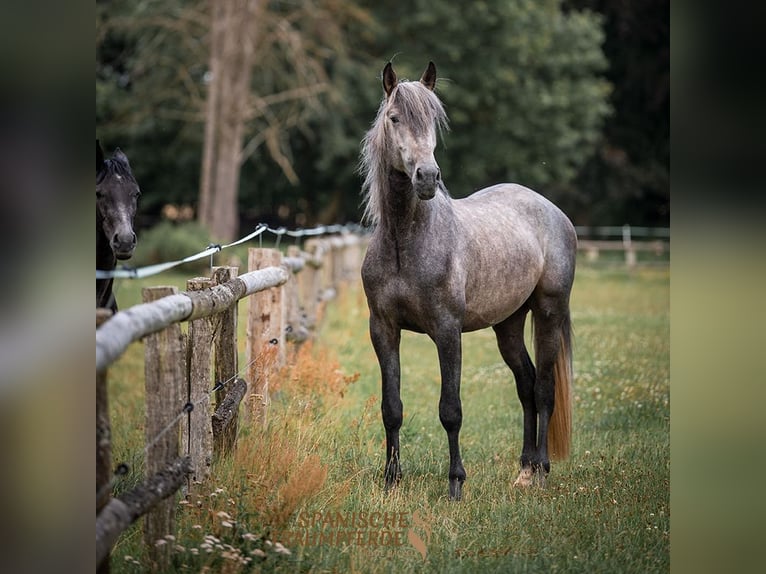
<box><xmin>106</xmin><ymin>261</ymin><xmax>669</xmax><ymax>573</ymax></box>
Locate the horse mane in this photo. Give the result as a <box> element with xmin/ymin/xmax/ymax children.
<box><xmin>97</xmin><ymin>152</ymin><xmax>136</xmax><ymax>186</ymax></box>
<box><xmin>359</xmin><ymin>80</ymin><xmax>449</xmax><ymax>226</ymax></box>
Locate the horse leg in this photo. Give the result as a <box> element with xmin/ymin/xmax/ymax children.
<box><xmin>528</xmin><ymin>296</ymin><xmax>569</xmax><ymax>484</ymax></box>
<box><xmin>492</xmin><ymin>306</ymin><xmax>540</xmax><ymax>487</ymax></box>
<box><xmin>369</xmin><ymin>315</ymin><xmax>403</xmax><ymax>491</ymax></box>
<box><xmin>433</xmin><ymin>324</ymin><xmax>466</xmax><ymax>500</ymax></box>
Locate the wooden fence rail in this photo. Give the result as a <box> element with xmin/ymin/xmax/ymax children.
<box><xmin>96</xmin><ymin>265</ymin><xmax>289</xmax><ymax>372</ymax></box>
<box><xmin>575</xmin><ymin>224</ymin><xmax>669</xmax><ymax>267</ymax></box>
<box><xmin>96</xmin><ymin>234</ymin><xmax>365</xmax><ymax>571</ymax></box>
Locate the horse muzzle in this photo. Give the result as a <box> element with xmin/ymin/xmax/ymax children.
<box><xmin>114</xmin><ymin>250</ymin><xmax>135</xmax><ymax>260</ymax></box>
<box><xmin>111</xmin><ymin>231</ymin><xmax>137</xmax><ymax>260</ymax></box>
<box><xmin>413</xmin><ymin>164</ymin><xmax>441</xmax><ymax>200</ymax></box>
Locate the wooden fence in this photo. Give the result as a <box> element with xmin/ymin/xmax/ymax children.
<box><xmin>96</xmin><ymin>233</ymin><xmax>366</xmax><ymax>571</ymax></box>
<box><xmin>575</xmin><ymin>224</ymin><xmax>670</xmax><ymax>267</ymax></box>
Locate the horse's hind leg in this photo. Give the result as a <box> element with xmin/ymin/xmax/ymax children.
<box><xmin>493</xmin><ymin>306</ymin><xmax>540</xmax><ymax>487</ymax></box>
<box><xmin>528</xmin><ymin>293</ymin><xmax>571</xmax><ymax>482</ymax></box>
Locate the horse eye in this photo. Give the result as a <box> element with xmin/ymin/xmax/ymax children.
<box><xmin>96</xmin><ymin>190</ymin><xmax>103</xmax><ymax>199</ymax></box>
<box><xmin>390</xmin><ymin>115</ymin><xmax>400</xmax><ymax>124</ymax></box>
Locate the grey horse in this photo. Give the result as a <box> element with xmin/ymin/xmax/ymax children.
<box><xmin>360</xmin><ymin>62</ymin><xmax>576</xmax><ymax>500</ymax></box>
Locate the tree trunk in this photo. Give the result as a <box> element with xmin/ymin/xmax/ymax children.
<box><xmin>199</xmin><ymin>0</ymin><xmax>260</xmax><ymax>242</ymax></box>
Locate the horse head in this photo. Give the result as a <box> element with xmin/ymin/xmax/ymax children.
<box><xmin>96</xmin><ymin>141</ymin><xmax>140</xmax><ymax>260</ymax></box>
<box><xmin>381</xmin><ymin>61</ymin><xmax>445</xmax><ymax>201</ymax></box>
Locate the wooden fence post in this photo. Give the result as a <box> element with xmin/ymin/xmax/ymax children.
<box><xmin>96</xmin><ymin>308</ymin><xmax>113</xmax><ymax>574</ymax></box>
<box><xmin>98</xmin><ymin>263</ymin><xmax>305</xmax><ymax>565</ymax></box>
<box><xmin>331</xmin><ymin>236</ymin><xmax>345</xmax><ymax>288</ymax></box>
<box><xmin>211</xmin><ymin>266</ymin><xmax>239</xmax><ymax>455</ymax></box>
<box><xmin>345</xmin><ymin>234</ymin><xmax>362</xmax><ymax>284</ymax></box>
<box><xmin>302</xmin><ymin>238</ymin><xmax>324</xmax><ymax>329</ymax></box>
<box><xmin>285</xmin><ymin>245</ymin><xmax>309</xmax><ymax>343</ymax></box>
<box><xmin>246</xmin><ymin>248</ymin><xmax>285</xmax><ymax>425</ymax></box>
<box><xmin>185</xmin><ymin>277</ymin><xmax>214</xmax><ymax>486</ymax></box>
<box><xmin>318</xmin><ymin>238</ymin><xmax>334</xmax><ymax>300</ymax></box>
<box><xmin>142</xmin><ymin>286</ymin><xmax>186</xmax><ymax>570</ymax></box>
<box><xmin>622</xmin><ymin>224</ymin><xmax>637</xmax><ymax>268</ymax></box>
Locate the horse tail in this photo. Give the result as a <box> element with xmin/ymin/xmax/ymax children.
<box><xmin>547</xmin><ymin>310</ymin><xmax>573</xmax><ymax>460</ymax></box>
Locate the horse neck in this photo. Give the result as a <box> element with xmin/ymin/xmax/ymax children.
<box><xmin>377</xmin><ymin>168</ymin><xmax>448</xmax><ymax>239</ymax></box>
<box><xmin>96</xmin><ymin>219</ymin><xmax>116</xmax><ymax>271</ymax></box>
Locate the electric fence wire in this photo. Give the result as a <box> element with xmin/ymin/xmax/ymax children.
<box><xmin>96</xmin><ymin>222</ymin><xmax>365</xmax><ymax>280</ymax></box>
<box><xmin>96</xmin><ymin>340</ymin><xmax>277</xmax><ymax>504</ymax></box>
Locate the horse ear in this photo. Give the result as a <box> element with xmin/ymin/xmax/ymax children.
<box><xmin>113</xmin><ymin>147</ymin><xmax>131</xmax><ymax>167</ymax></box>
<box><xmin>383</xmin><ymin>62</ymin><xmax>397</xmax><ymax>97</ymax></box>
<box><xmin>97</xmin><ymin>140</ymin><xmax>105</xmax><ymax>174</ymax></box>
<box><xmin>420</xmin><ymin>61</ymin><xmax>437</xmax><ymax>91</ymax></box>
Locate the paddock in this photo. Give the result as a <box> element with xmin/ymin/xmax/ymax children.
<box><xmin>100</xmin><ymin>246</ymin><xmax>669</xmax><ymax>573</ymax></box>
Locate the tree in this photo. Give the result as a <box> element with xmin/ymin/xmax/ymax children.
<box><xmin>97</xmin><ymin>0</ymin><xmax>208</xmax><ymax>219</ymax></box>
<box><xmin>198</xmin><ymin>0</ymin><xmax>261</xmax><ymax>242</ymax></box>
<box><xmin>564</xmin><ymin>0</ymin><xmax>669</xmax><ymax>225</ymax></box>
<box><xmin>355</xmin><ymin>0</ymin><xmax>611</xmax><ymax>205</ymax></box>
<box><xmin>198</xmin><ymin>0</ymin><xmax>374</xmax><ymax>240</ymax></box>
<box><xmin>97</xmin><ymin>0</ymin><xmax>372</xmax><ymax>239</ymax></box>
<box><xmin>98</xmin><ymin>0</ymin><xmax>613</xmax><ymax>230</ymax></box>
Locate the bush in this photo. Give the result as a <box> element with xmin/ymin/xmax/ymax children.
<box><xmin>132</xmin><ymin>220</ymin><xmax>212</xmax><ymax>273</ymax></box>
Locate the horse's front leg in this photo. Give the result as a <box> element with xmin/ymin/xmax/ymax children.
<box><xmin>369</xmin><ymin>315</ymin><xmax>403</xmax><ymax>491</ymax></box>
<box><xmin>434</xmin><ymin>324</ymin><xmax>466</xmax><ymax>500</ymax></box>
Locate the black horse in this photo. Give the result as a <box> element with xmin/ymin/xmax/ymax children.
<box><xmin>96</xmin><ymin>140</ymin><xmax>140</xmax><ymax>312</ymax></box>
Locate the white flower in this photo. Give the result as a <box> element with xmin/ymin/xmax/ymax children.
<box><xmin>274</xmin><ymin>542</ymin><xmax>291</xmax><ymax>555</ymax></box>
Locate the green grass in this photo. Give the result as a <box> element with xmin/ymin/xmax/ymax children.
<box><xmin>105</xmin><ymin>260</ymin><xmax>669</xmax><ymax>573</ymax></box>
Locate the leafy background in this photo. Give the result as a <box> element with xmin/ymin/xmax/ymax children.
<box><xmin>96</xmin><ymin>0</ymin><xmax>668</xmax><ymax>233</ymax></box>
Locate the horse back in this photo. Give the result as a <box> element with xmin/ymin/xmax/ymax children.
<box><xmin>455</xmin><ymin>183</ymin><xmax>576</xmax><ymax>266</ymax></box>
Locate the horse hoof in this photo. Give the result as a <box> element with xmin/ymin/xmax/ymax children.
<box><xmin>513</xmin><ymin>467</ymin><xmax>548</xmax><ymax>488</ymax></box>
<box><xmin>513</xmin><ymin>467</ymin><xmax>535</xmax><ymax>488</ymax></box>
<box><xmin>449</xmin><ymin>479</ymin><xmax>463</xmax><ymax>501</ymax></box>
<box><xmin>384</xmin><ymin>473</ymin><xmax>401</xmax><ymax>494</ymax></box>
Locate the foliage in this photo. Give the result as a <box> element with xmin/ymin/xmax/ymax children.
<box><xmin>358</xmin><ymin>0</ymin><xmax>611</xmax><ymax>202</ymax></box>
<box><xmin>563</xmin><ymin>0</ymin><xmax>669</xmax><ymax>225</ymax></box>
<box><xmin>131</xmin><ymin>219</ymin><xmax>212</xmax><ymax>272</ymax></box>
<box><xmin>98</xmin><ymin>0</ymin><xmax>623</xmax><ymax>231</ymax></box>
<box><xmin>97</xmin><ymin>0</ymin><xmax>376</xmax><ymax>231</ymax></box>
<box><xmin>257</xmin><ymin>0</ymin><xmax>613</xmax><ymax>223</ymax></box>
<box><xmin>96</xmin><ymin>0</ymin><xmax>207</xmax><ymax>216</ymax></box>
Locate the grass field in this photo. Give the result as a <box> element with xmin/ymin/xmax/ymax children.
<box><xmin>105</xmin><ymin>258</ymin><xmax>669</xmax><ymax>573</ymax></box>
